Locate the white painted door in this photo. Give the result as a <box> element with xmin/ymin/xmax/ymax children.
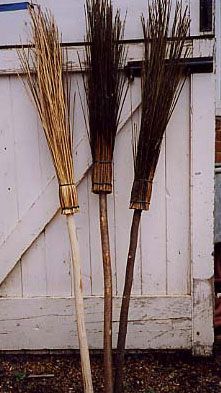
<box><xmin>216</xmin><ymin>0</ymin><xmax>221</xmax><ymax>114</ymax></box>
<box><xmin>0</xmin><ymin>0</ymin><xmax>215</xmax><ymax>355</ymax></box>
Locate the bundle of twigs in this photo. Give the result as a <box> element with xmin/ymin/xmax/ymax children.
<box><xmin>83</xmin><ymin>1</ymin><xmax>127</xmax><ymax>392</ymax></box>
<box><xmin>19</xmin><ymin>7</ymin><xmax>93</xmax><ymax>393</ymax></box>
<box><xmin>114</xmin><ymin>1</ymin><xmax>190</xmax><ymax>392</ymax></box>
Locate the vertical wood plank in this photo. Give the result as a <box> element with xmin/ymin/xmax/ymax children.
<box><xmin>0</xmin><ymin>77</ymin><xmax>18</xmax><ymax>241</ymax></box>
<box><xmin>21</xmin><ymin>117</ymin><xmax>48</xmax><ymax>298</ymax></box>
<box><xmin>0</xmin><ymin>76</ymin><xmax>22</xmax><ymax>297</ymax></box>
<box><xmin>114</xmin><ymin>108</ymin><xmax>142</xmax><ymax>296</ymax></box>
<box><xmin>37</xmin><ymin>116</ymin><xmax>55</xmax><ymax>190</ymax></box>
<box><xmin>216</xmin><ymin>0</ymin><xmax>221</xmax><ymax>113</ymax></box>
<box><xmin>191</xmin><ymin>73</ymin><xmax>215</xmax><ymax>355</ymax></box>
<box><xmin>141</xmin><ymin>139</ymin><xmax>167</xmax><ymax>295</ymax></box>
<box><xmin>72</xmin><ymin>74</ymin><xmax>92</xmax><ymax>186</ymax></box>
<box><xmin>0</xmin><ymin>262</ymin><xmax>22</xmax><ymax>298</ymax></box>
<box><xmin>45</xmin><ymin>212</ymin><xmax>72</xmax><ymax>297</ymax></box>
<box><xmin>190</xmin><ymin>0</ymin><xmax>200</xmax><ymax>36</ymax></box>
<box><xmin>166</xmin><ymin>79</ymin><xmax>191</xmax><ymax>295</ymax></box>
<box><xmin>21</xmin><ymin>232</ymin><xmax>47</xmax><ymax>297</ymax></box>
<box><xmin>10</xmin><ymin>77</ymin><xmax>47</xmax><ymax>297</ymax></box>
<box><xmin>9</xmin><ymin>77</ymin><xmax>42</xmax><ymax>218</ymax></box>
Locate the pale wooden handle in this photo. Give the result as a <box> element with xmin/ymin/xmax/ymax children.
<box><xmin>66</xmin><ymin>215</ymin><xmax>94</xmax><ymax>393</ymax></box>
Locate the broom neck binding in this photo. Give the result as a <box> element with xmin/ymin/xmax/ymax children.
<box><xmin>129</xmin><ymin>179</ymin><xmax>153</xmax><ymax>211</ymax></box>
<box><xmin>59</xmin><ymin>184</ymin><xmax>79</xmax><ymax>215</ymax></box>
<box><xmin>92</xmin><ymin>161</ymin><xmax>113</xmax><ymax>194</ymax></box>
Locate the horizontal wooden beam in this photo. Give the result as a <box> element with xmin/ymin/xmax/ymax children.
<box><xmin>0</xmin><ymin>296</ymin><xmax>191</xmax><ymax>350</ymax></box>
<box><xmin>0</xmin><ymin>34</ymin><xmax>215</xmax><ymax>51</ymax></box>
<box><xmin>0</xmin><ymin>38</ymin><xmax>214</xmax><ymax>76</ymax></box>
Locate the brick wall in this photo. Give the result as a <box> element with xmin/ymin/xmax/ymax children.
<box><xmin>216</xmin><ymin>117</ymin><xmax>221</xmax><ymax>164</ymax></box>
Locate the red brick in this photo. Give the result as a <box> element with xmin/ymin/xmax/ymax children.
<box><xmin>216</xmin><ymin>152</ymin><xmax>221</xmax><ymax>164</ymax></box>
<box><xmin>216</xmin><ymin>141</ymin><xmax>221</xmax><ymax>153</ymax></box>
<box><xmin>216</xmin><ymin>117</ymin><xmax>221</xmax><ymax>130</ymax></box>
<box><xmin>216</xmin><ymin>131</ymin><xmax>221</xmax><ymax>142</ymax></box>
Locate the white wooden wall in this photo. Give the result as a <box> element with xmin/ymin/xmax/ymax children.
<box><xmin>216</xmin><ymin>0</ymin><xmax>221</xmax><ymax>114</ymax></box>
<box><xmin>0</xmin><ymin>0</ymin><xmax>215</xmax><ymax>355</ymax></box>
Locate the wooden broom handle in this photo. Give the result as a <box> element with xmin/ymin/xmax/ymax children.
<box><xmin>66</xmin><ymin>215</ymin><xmax>94</xmax><ymax>393</ymax></box>
<box><xmin>99</xmin><ymin>193</ymin><xmax>113</xmax><ymax>393</ymax></box>
<box><xmin>114</xmin><ymin>209</ymin><xmax>142</xmax><ymax>393</ymax></box>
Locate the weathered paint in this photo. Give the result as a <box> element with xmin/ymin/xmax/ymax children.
<box><xmin>0</xmin><ymin>297</ymin><xmax>192</xmax><ymax>350</ymax></box>
<box><xmin>0</xmin><ymin>0</ymin><xmax>215</xmax><ymax>354</ymax></box>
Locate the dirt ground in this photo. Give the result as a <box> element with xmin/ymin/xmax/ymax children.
<box><xmin>0</xmin><ymin>350</ymin><xmax>220</xmax><ymax>393</ymax></box>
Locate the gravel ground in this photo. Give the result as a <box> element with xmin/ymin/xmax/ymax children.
<box><xmin>0</xmin><ymin>351</ymin><xmax>220</xmax><ymax>393</ymax></box>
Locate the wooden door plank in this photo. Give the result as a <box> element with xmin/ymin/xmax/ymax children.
<box><xmin>190</xmin><ymin>73</ymin><xmax>215</xmax><ymax>356</ymax></box>
<box><xmin>114</xmin><ymin>105</ymin><xmax>142</xmax><ymax>296</ymax></box>
<box><xmin>45</xmin><ymin>212</ymin><xmax>72</xmax><ymax>297</ymax></box>
<box><xmin>21</xmin><ymin>232</ymin><xmax>47</xmax><ymax>297</ymax></box>
<box><xmin>141</xmin><ymin>139</ymin><xmax>167</xmax><ymax>295</ymax></box>
<box><xmin>0</xmin><ymin>262</ymin><xmax>22</xmax><ymax>298</ymax></box>
<box><xmin>0</xmin><ymin>76</ymin><xmax>22</xmax><ymax>297</ymax></box>
<box><xmin>190</xmin><ymin>0</ymin><xmax>200</xmax><ymax>36</ymax></box>
<box><xmin>0</xmin><ymin>296</ymin><xmax>191</xmax><ymax>350</ymax></box>
<box><xmin>9</xmin><ymin>77</ymin><xmax>47</xmax><ymax>297</ymax></box>
<box><xmin>166</xmin><ymin>79</ymin><xmax>191</xmax><ymax>295</ymax></box>
<box><xmin>10</xmin><ymin>77</ymin><xmax>42</xmax><ymax>218</ymax></box>
<box><xmin>0</xmin><ymin>77</ymin><xmax>19</xmax><ymax>244</ymax></box>
<box><xmin>216</xmin><ymin>0</ymin><xmax>221</xmax><ymax>113</ymax></box>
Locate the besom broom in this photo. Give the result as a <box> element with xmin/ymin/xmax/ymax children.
<box><xmin>82</xmin><ymin>1</ymin><xmax>127</xmax><ymax>392</ymax></box>
<box><xmin>114</xmin><ymin>1</ymin><xmax>190</xmax><ymax>392</ymax></box>
<box><xmin>19</xmin><ymin>6</ymin><xmax>94</xmax><ymax>393</ymax></box>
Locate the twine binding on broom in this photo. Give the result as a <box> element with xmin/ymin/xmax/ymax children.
<box><xmin>92</xmin><ymin>161</ymin><xmax>113</xmax><ymax>194</ymax></box>
<box><xmin>130</xmin><ymin>178</ymin><xmax>153</xmax><ymax>210</ymax></box>
<box><xmin>59</xmin><ymin>184</ymin><xmax>79</xmax><ymax>215</ymax></box>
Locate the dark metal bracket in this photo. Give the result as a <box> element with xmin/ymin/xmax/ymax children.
<box><xmin>200</xmin><ymin>0</ymin><xmax>213</xmax><ymax>32</ymax></box>
<box><xmin>124</xmin><ymin>57</ymin><xmax>214</xmax><ymax>80</ymax></box>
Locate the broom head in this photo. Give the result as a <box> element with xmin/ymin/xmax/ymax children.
<box><xmin>84</xmin><ymin>0</ymin><xmax>127</xmax><ymax>194</ymax></box>
<box><xmin>19</xmin><ymin>6</ymin><xmax>79</xmax><ymax>215</ymax></box>
<box><xmin>130</xmin><ymin>0</ymin><xmax>190</xmax><ymax>211</ymax></box>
